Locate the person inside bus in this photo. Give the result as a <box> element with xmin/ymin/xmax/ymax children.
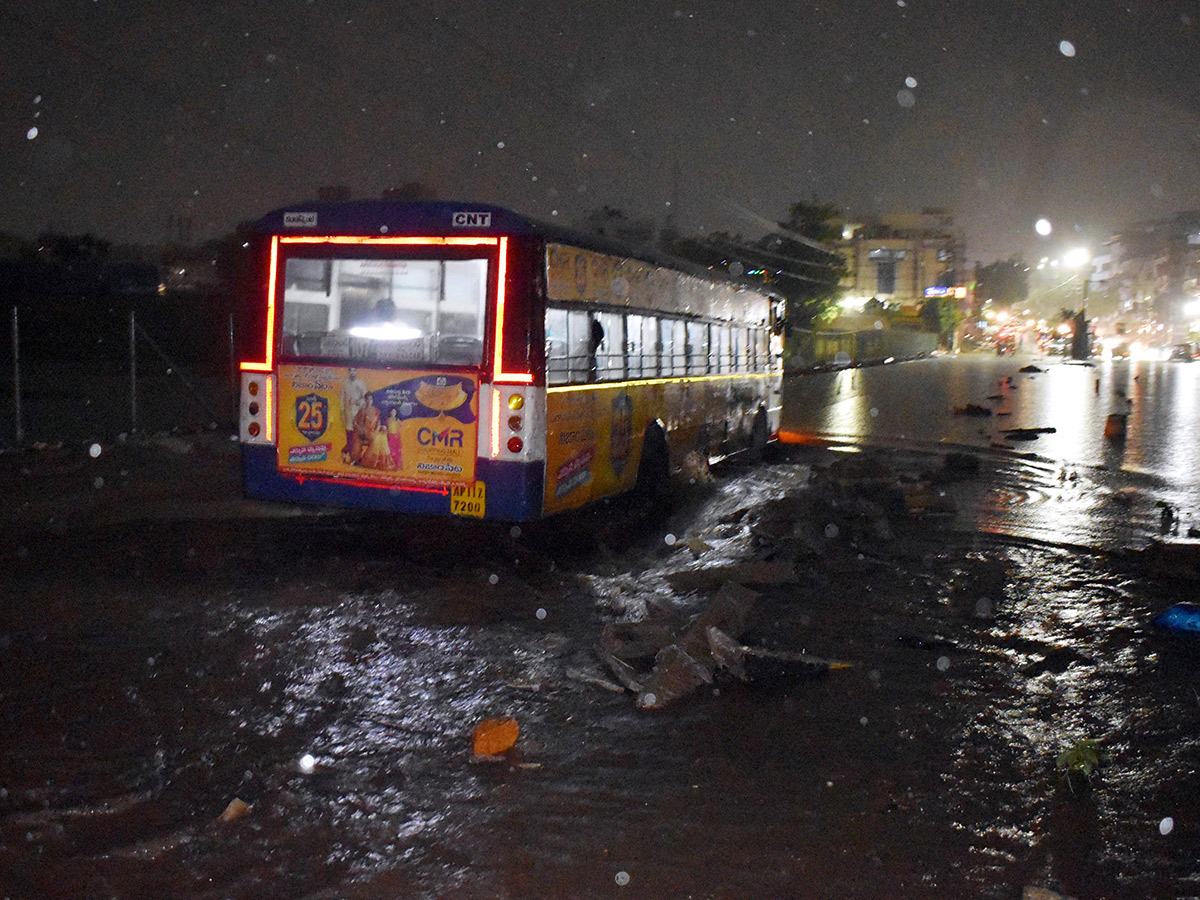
<box><xmin>340</xmin><ymin>368</ymin><xmax>368</xmax><ymax>464</ymax></box>
<box><xmin>588</xmin><ymin>317</ymin><xmax>605</xmax><ymax>381</ymax></box>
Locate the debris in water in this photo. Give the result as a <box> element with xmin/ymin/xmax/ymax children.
<box><xmin>218</xmin><ymin>797</ymin><xmax>251</xmax><ymax>823</ymax></box>
<box><xmin>472</xmin><ymin>717</ymin><xmax>520</xmax><ymax>756</ymax></box>
<box><xmin>953</xmin><ymin>404</ymin><xmax>992</xmax><ymax>417</ymax></box>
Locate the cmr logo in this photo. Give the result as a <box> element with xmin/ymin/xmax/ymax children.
<box><xmin>418</xmin><ymin>426</ymin><xmax>465</xmax><ymax>448</ymax></box>
<box><xmin>451</xmin><ymin>211</ymin><xmax>491</xmax><ymax>228</ymax></box>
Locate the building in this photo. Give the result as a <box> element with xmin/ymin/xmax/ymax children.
<box><xmin>833</xmin><ymin>209</ymin><xmax>967</xmax><ymax>312</ymax></box>
<box><xmin>1095</xmin><ymin>211</ymin><xmax>1200</xmax><ymax>342</ymax></box>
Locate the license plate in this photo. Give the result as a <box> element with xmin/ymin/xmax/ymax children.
<box><xmin>450</xmin><ymin>482</ymin><xmax>486</xmax><ymax>518</ymax></box>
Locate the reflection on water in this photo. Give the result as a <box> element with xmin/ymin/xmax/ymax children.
<box><xmin>784</xmin><ymin>355</ymin><xmax>1200</xmax><ymax>549</ymax></box>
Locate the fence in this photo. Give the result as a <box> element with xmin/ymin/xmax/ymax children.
<box><xmin>3</xmin><ymin>301</ymin><xmax>240</xmax><ymax>446</ymax></box>
<box><xmin>784</xmin><ymin>326</ymin><xmax>937</xmax><ymax>371</ymax></box>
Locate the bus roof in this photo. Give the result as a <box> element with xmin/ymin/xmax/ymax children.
<box><xmin>254</xmin><ymin>200</ymin><xmax>780</xmax><ymax>299</ymax></box>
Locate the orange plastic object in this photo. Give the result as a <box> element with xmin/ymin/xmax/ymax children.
<box><xmin>472</xmin><ymin>717</ymin><xmax>519</xmax><ymax>756</ymax></box>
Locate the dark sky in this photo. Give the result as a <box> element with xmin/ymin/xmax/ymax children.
<box><xmin>4</xmin><ymin>0</ymin><xmax>1200</xmax><ymax>263</ymax></box>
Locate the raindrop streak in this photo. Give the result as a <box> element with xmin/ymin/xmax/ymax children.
<box><xmin>1059</xmin><ymin>40</ymin><xmax>1076</xmax><ymax>57</ymax></box>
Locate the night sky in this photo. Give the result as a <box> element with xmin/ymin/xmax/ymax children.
<box><xmin>4</xmin><ymin>0</ymin><xmax>1199</xmax><ymax>263</ymax></box>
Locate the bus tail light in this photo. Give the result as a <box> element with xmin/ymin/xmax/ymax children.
<box><xmin>483</xmin><ymin>384</ymin><xmax>544</xmax><ymax>462</ymax></box>
<box><xmin>240</xmin><ymin>373</ymin><xmax>276</xmax><ymax>445</ymax></box>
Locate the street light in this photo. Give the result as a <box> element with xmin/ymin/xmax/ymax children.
<box><xmin>1065</xmin><ymin>247</ymin><xmax>1091</xmax><ymax>359</ymax></box>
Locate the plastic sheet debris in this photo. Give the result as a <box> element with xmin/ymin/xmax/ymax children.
<box><xmin>472</xmin><ymin>717</ymin><xmax>520</xmax><ymax>756</ymax></box>
<box><xmin>218</xmin><ymin>797</ymin><xmax>251</xmax><ymax>823</ymax></box>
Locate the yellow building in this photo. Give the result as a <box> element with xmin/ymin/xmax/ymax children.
<box><xmin>834</xmin><ymin>209</ymin><xmax>965</xmax><ymax>312</ymax></box>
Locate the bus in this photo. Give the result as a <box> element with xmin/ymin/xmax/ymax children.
<box><xmin>238</xmin><ymin>201</ymin><xmax>783</xmax><ymax>521</ymax></box>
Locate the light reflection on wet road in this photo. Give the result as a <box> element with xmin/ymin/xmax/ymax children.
<box><xmin>783</xmin><ymin>353</ymin><xmax>1200</xmax><ymax>550</ymax></box>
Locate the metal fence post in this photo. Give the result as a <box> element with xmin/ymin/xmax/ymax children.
<box><xmin>229</xmin><ymin>313</ymin><xmax>238</xmax><ymax>430</ymax></box>
<box><xmin>11</xmin><ymin>306</ymin><xmax>22</xmax><ymax>443</ymax></box>
<box><xmin>129</xmin><ymin>307</ymin><xmax>138</xmax><ymax>433</ymax></box>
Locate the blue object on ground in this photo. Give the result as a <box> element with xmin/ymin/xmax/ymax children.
<box><xmin>1153</xmin><ymin>603</ymin><xmax>1200</xmax><ymax>635</ymax></box>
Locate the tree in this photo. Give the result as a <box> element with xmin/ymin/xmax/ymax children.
<box><xmin>919</xmin><ymin>296</ymin><xmax>963</xmax><ymax>348</ymax></box>
<box><xmin>670</xmin><ymin>200</ymin><xmax>846</xmax><ymax>329</ymax></box>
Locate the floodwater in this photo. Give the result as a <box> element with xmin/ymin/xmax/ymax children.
<box><xmin>1</xmin><ymin>353</ymin><xmax>1199</xmax><ymax>899</ymax></box>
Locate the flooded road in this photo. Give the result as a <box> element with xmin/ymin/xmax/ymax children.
<box><xmin>2</xmin><ymin>354</ymin><xmax>1199</xmax><ymax>899</ymax></box>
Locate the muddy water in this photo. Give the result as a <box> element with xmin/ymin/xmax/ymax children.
<box><xmin>3</xmin><ymin>387</ymin><xmax>1200</xmax><ymax>897</ymax></box>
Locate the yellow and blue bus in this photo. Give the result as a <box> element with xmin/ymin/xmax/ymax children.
<box><xmin>238</xmin><ymin>201</ymin><xmax>782</xmax><ymax>521</ymax></box>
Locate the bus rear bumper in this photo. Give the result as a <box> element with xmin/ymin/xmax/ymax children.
<box><xmin>241</xmin><ymin>445</ymin><xmax>545</xmax><ymax>521</ymax></box>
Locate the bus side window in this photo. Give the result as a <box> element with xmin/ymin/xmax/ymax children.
<box><xmin>627</xmin><ymin>314</ymin><xmax>644</xmax><ymax>378</ymax></box>
<box><xmin>671</xmin><ymin>319</ymin><xmax>687</xmax><ymax>376</ymax></box>
<box><xmin>595</xmin><ymin>311</ymin><xmax>625</xmax><ymax>382</ymax></box>
<box><xmin>567</xmin><ymin>310</ymin><xmax>592</xmax><ymax>383</ymax></box>
<box><xmin>687</xmin><ymin>321</ymin><xmax>709</xmax><ymax>375</ymax></box>
<box><xmin>642</xmin><ymin>315</ymin><xmax>659</xmax><ymax>378</ymax></box>
<box><xmin>717</xmin><ymin>325</ymin><xmax>731</xmax><ymax>374</ymax></box>
<box><xmin>546</xmin><ymin>307</ymin><xmax>569</xmax><ymax>385</ymax></box>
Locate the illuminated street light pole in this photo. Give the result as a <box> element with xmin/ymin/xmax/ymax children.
<box><xmin>1065</xmin><ymin>247</ymin><xmax>1091</xmax><ymax>360</ymax></box>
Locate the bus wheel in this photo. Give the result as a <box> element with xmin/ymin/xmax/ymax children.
<box><xmin>635</xmin><ymin>425</ymin><xmax>671</xmax><ymax>505</ymax></box>
<box><xmin>749</xmin><ymin>408</ymin><xmax>769</xmax><ymax>461</ymax></box>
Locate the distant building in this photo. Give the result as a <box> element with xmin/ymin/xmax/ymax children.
<box><xmin>833</xmin><ymin>209</ymin><xmax>967</xmax><ymax>311</ymax></box>
<box><xmin>1099</xmin><ymin>211</ymin><xmax>1200</xmax><ymax>338</ymax></box>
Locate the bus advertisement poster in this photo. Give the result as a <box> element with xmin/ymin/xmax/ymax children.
<box><xmin>275</xmin><ymin>364</ymin><xmax>479</xmax><ymax>485</ymax></box>
<box><xmin>543</xmin><ymin>387</ymin><xmax>642</xmax><ymax>514</ymax></box>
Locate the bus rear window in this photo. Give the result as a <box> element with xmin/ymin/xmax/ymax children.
<box><xmin>280</xmin><ymin>256</ymin><xmax>488</xmax><ymax>367</ymax></box>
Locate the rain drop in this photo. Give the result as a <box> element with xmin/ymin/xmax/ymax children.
<box><xmin>298</xmin><ymin>753</ymin><xmax>316</xmax><ymax>774</ymax></box>
<box><xmin>728</xmin><ymin>261</ymin><xmax>745</xmax><ymax>277</ymax></box>
<box><xmin>896</xmin><ymin>89</ymin><xmax>916</xmax><ymax>108</ymax></box>
<box><xmin>870</xmin><ymin>407</ymin><xmax>879</xmax><ymax>418</ymax></box>
<box><xmin>26</xmin><ymin>127</ymin><xmax>38</xmax><ymax>140</ymax></box>
<box><xmin>93</xmin><ymin>477</ymin><xmax>104</xmax><ymax>490</ymax></box>
<box><xmin>535</xmin><ymin>608</ymin><xmax>547</xmax><ymax>620</ymax></box>
<box><xmin>936</xmin><ymin>656</ymin><xmax>950</xmax><ymax>672</ymax></box>
<box><xmin>489</xmin><ymin>573</ymin><xmax>500</xmax><ymax>585</ymax></box>
<box><xmin>824</xmin><ymin>523</ymin><xmax>839</xmax><ymax>539</ymax></box>
<box><xmin>89</xmin><ymin>443</ymin><xmax>102</xmax><ymax>458</ymax></box>
<box><xmin>615</xmin><ymin>871</ymin><xmax>631</xmax><ymax>886</ymax></box>
<box><xmin>509</xmin><ymin>525</ymin><xmax>521</xmax><ymax>539</ymax></box>
<box><xmin>497</xmin><ymin>141</ymin><xmax>506</xmax><ymax>149</ymax></box>
<box><xmin>664</xmin><ymin>533</ymin><xmax>677</xmax><ymax>546</ymax></box>
<box><xmin>1059</xmin><ymin>40</ymin><xmax>1076</xmax><ymax>57</ymax></box>
<box><xmin>1035</xmin><ymin>218</ymin><xmax>1052</xmax><ymax>236</ymax></box>
<box><xmin>643</xmin><ymin>692</ymin><xmax>657</xmax><ymax>706</ymax></box>
<box><xmin>860</xmin><ymin>716</ymin><xmax>869</xmax><ymax>726</ymax></box>
<box><xmin>1160</xmin><ymin>817</ymin><xmax>1174</xmax><ymax>835</ymax></box>
<box><xmin>905</xmin><ymin>75</ymin><xmax>918</xmax><ymax>88</ymax></box>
